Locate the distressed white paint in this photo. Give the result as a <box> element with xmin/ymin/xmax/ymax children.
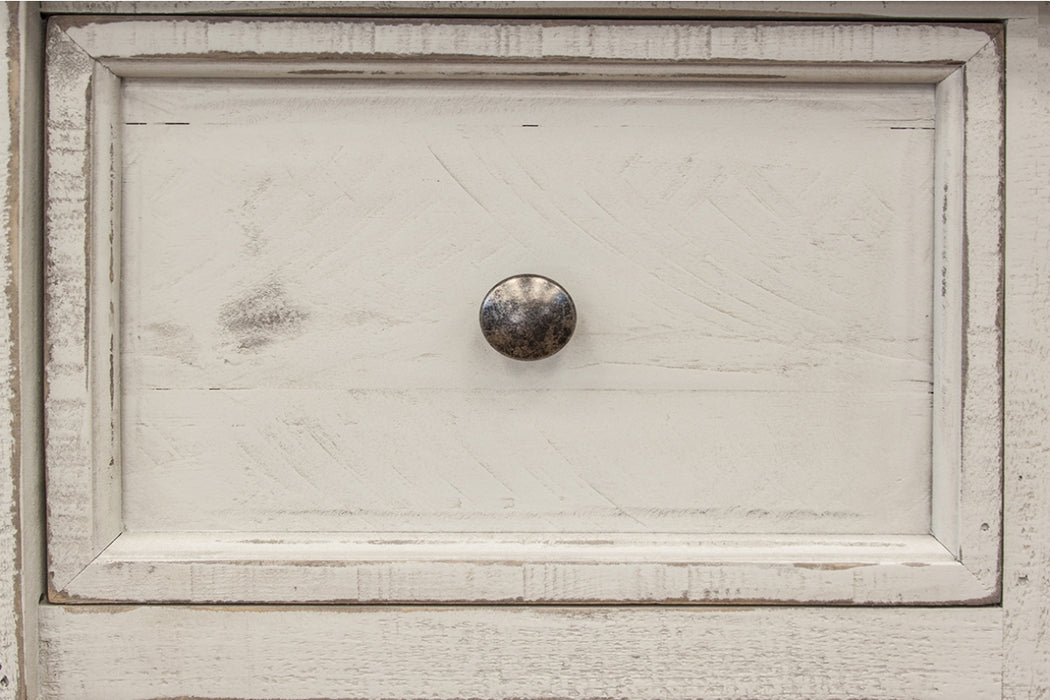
<box><xmin>953</xmin><ymin>36</ymin><xmax>1006</xmax><ymax>596</ymax></box>
<box><xmin>42</xmin><ymin>17</ymin><xmax>1003</xmax><ymax>606</ymax></box>
<box><xmin>119</xmin><ymin>78</ymin><xmax>937</xmax><ymax>537</ymax></box>
<box><xmin>6</xmin><ymin>4</ymin><xmax>1041</xmax><ymax>700</ymax></box>
<box><xmin>121</xmin><ymin>390</ymin><xmax>933</xmax><ymax>534</ymax></box>
<box><xmin>64</xmin><ymin>532</ymin><xmax>991</xmax><ymax>604</ymax></box>
<box><xmin>0</xmin><ymin>4</ymin><xmax>45</xmax><ymax>699</ymax></box>
<box><xmin>38</xmin><ymin>605</ymin><xmax>1004</xmax><ymax>700</ymax></box>
<box><xmin>43</xmin><ymin>24</ymin><xmax>122</xmax><ymax>595</ymax></box>
<box><xmin>1002</xmin><ymin>6</ymin><xmax>1050</xmax><ymax>697</ymax></box>
<box><xmin>0</xmin><ymin>6</ymin><xmax>21</xmax><ymax>699</ymax></box>
<box><xmin>61</xmin><ymin>17</ymin><xmax>997</xmax><ymax>64</ymax></box>
<box><xmin>931</xmin><ymin>67</ymin><xmax>965</xmax><ymax>561</ymax></box>
<box><xmin>929</xmin><ymin>34</ymin><xmax>1005</xmax><ymax>597</ymax></box>
<box><xmin>34</xmin><ymin>0</ymin><xmax>1043</xmax><ymax>20</ymax></box>
<box><xmin>104</xmin><ymin>59</ymin><xmax>960</xmax><ymax>83</ymax></box>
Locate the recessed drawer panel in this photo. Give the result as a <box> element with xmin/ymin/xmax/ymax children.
<box><xmin>121</xmin><ymin>79</ymin><xmax>933</xmax><ymax>536</ymax></box>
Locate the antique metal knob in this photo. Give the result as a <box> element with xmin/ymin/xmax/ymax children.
<box><xmin>479</xmin><ymin>274</ymin><xmax>576</xmax><ymax>361</ymax></box>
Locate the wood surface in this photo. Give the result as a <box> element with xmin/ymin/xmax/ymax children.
<box><xmin>43</xmin><ymin>23</ymin><xmax>123</xmax><ymax>596</ymax></box>
<box><xmin>119</xmin><ymin>78</ymin><xmax>937</xmax><ymax>536</ymax></box>
<box><xmin>60</xmin><ymin>531</ymin><xmax>990</xmax><ymax>604</ymax></box>
<box><xmin>38</xmin><ymin>604</ymin><xmax>1004</xmax><ymax>700</ymax></box>
<box><xmin>0</xmin><ymin>7</ymin><xmax>21</xmax><ymax>699</ymax></box>
<box><xmin>8</xmin><ymin>5</ymin><xmax>1040</xmax><ymax>699</ymax></box>
<box><xmin>62</xmin><ymin>17</ymin><xmax>997</xmax><ymax>64</ymax></box>
<box><xmin>0</xmin><ymin>4</ymin><xmax>44</xmax><ymax>700</ymax></box>
<box><xmin>952</xmin><ymin>31</ymin><xmax>1006</xmax><ymax>596</ymax></box>
<box><xmin>35</xmin><ymin>1</ymin><xmax>1042</xmax><ymax>20</ymax></box>
<box><xmin>12</xmin><ymin>4</ymin><xmax>1045</xmax><ymax>696</ymax></box>
<box><xmin>1002</xmin><ymin>6</ymin><xmax>1050</xmax><ymax>697</ymax></box>
<box><xmin>42</xmin><ymin>16</ymin><xmax>1003</xmax><ymax>605</ymax></box>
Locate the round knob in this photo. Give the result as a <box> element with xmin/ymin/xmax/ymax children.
<box><xmin>479</xmin><ymin>274</ymin><xmax>576</xmax><ymax>361</ymax></box>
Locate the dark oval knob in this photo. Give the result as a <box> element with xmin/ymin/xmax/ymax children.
<box><xmin>479</xmin><ymin>274</ymin><xmax>576</xmax><ymax>361</ymax></box>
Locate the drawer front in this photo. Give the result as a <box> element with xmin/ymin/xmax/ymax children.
<box><xmin>44</xmin><ymin>17</ymin><xmax>1003</xmax><ymax>604</ymax></box>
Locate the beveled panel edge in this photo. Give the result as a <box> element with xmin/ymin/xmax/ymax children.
<box><xmin>56</xmin><ymin>531</ymin><xmax>995</xmax><ymax>605</ymax></box>
<box><xmin>955</xmin><ymin>33</ymin><xmax>1005</xmax><ymax>596</ymax></box>
<box><xmin>55</xmin><ymin>15</ymin><xmax>998</xmax><ymax>65</ymax></box>
<box><xmin>42</xmin><ymin>19</ymin><xmax>123</xmax><ymax>596</ymax></box>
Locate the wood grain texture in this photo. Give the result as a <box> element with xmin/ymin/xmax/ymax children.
<box><xmin>931</xmin><ymin>67</ymin><xmax>966</xmax><ymax>558</ymax></box>
<box><xmin>955</xmin><ymin>31</ymin><xmax>1005</xmax><ymax>595</ymax></box>
<box><xmin>0</xmin><ymin>6</ymin><xmax>22</xmax><ymax>699</ymax></box>
<box><xmin>102</xmin><ymin>59</ymin><xmax>961</xmax><ymax>83</ymax></box>
<box><xmin>43</xmin><ymin>17</ymin><xmax>1004</xmax><ymax>605</ymax></box>
<box><xmin>38</xmin><ymin>604</ymin><xmax>1004</xmax><ymax>700</ymax></box>
<box><xmin>36</xmin><ymin>1</ymin><xmax>1040</xmax><ymax>20</ymax></box>
<box><xmin>121</xmin><ymin>390</ymin><xmax>933</xmax><ymax>534</ymax></box>
<box><xmin>0</xmin><ymin>4</ymin><xmax>45</xmax><ymax>699</ymax></box>
<box><xmin>119</xmin><ymin>79</ymin><xmax>937</xmax><ymax>537</ymax></box>
<box><xmin>1003</xmin><ymin>8</ymin><xmax>1050</xmax><ymax>699</ymax></box>
<box><xmin>43</xmin><ymin>22</ymin><xmax>123</xmax><ymax>595</ymax></box>
<box><xmin>60</xmin><ymin>531</ymin><xmax>989</xmax><ymax>605</ymax></box>
<box><xmin>58</xmin><ymin>16</ymin><xmax>998</xmax><ymax>64</ymax></box>
<box><xmin>13</xmin><ymin>7</ymin><xmax>45</xmax><ymax>700</ymax></box>
<box><xmin>21</xmin><ymin>3</ymin><xmax>1047</xmax><ymax>699</ymax></box>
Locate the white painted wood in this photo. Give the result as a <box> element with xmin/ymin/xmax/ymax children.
<box><xmin>120</xmin><ymin>80</ymin><xmax>935</xmax><ymax>395</ymax></box>
<box><xmin>42</xmin><ymin>17</ymin><xmax>1004</xmax><ymax>605</ymax></box>
<box><xmin>43</xmin><ymin>23</ymin><xmax>122</xmax><ymax>595</ymax></box>
<box><xmin>14</xmin><ymin>6</ymin><xmax>46</xmax><ymax>700</ymax></box>
<box><xmin>62</xmin><ymin>532</ymin><xmax>990</xmax><ymax>604</ymax></box>
<box><xmin>930</xmin><ymin>29</ymin><xmax>1005</xmax><ymax>596</ymax></box>
<box><xmin>0</xmin><ymin>6</ymin><xmax>22</xmax><ymax>696</ymax></box>
<box><xmin>18</xmin><ymin>3</ymin><xmax>1047</xmax><ymax>700</ymax></box>
<box><xmin>59</xmin><ymin>16</ymin><xmax>996</xmax><ymax>65</ymax></box>
<box><xmin>36</xmin><ymin>0</ymin><xmax>1040</xmax><ymax>20</ymax></box>
<box><xmin>120</xmin><ymin>390</ymin><xmax>932</xmax><ymax>534</ymax></box>
<box><xmin>954</xmin><ymin>34</ymin><xmax>1005</xmax><ymax>595</ymax></box>
<box><xmin>38</xmin><ymin>604</ymin><xmax>1004</xmax><ymax>700</ymax></box>
<box><xmin>104</xmin><ymin>59</ymin><xmax>959</xmax><ymax>83</ymax></box>
<box><xmin>0</xmin><ymin>6</ymin><xmax>27</xmax><ymax>699</ymax></box>
<box><xmin>1002</xmin><ymin>7</ymin><xmax>1050</xmax><ymax>698</ymax></box>
<box><xmin>1</xmin><ymin>4</ymin><xmax>45</xmax><ymax>700</ymax></box>
<box><xmin>87</xmin><ymin>59</ymin><xmax>122</xmax><ymax>568</ymax></box>
<box><xmin>931</xmin><ymin>67</ymin><xmax>965</xmax><ymax>558</ymax></box>
<box><xmin>118</xmin><ymin>77</ymin><xmax>937</xmax><ymax>538</ymax></box>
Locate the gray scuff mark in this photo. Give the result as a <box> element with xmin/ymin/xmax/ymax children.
<box><xmin>218</xmin><ymin>279</ymin><xmax>308</xmax><ymax>351</ymax></box>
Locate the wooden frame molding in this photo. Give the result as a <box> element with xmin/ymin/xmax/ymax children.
<box><xmin>43</xmin><ymin>16</ymin><xmax>1004</xmax><ymax>606</ymax></box>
